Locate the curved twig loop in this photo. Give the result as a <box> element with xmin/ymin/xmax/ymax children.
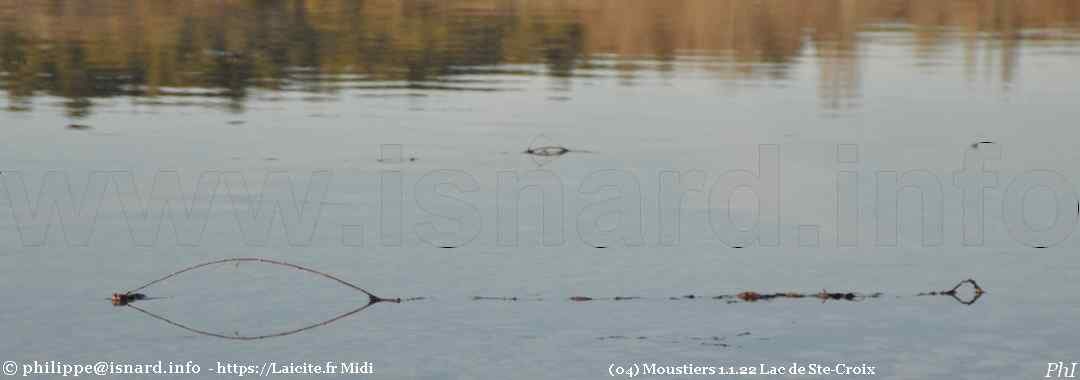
<box><xmin>118</xmin><ymin>257</ymin><xmax>398</xmax><ymax>339</ymax></box>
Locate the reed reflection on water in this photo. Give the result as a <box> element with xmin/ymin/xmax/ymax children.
<box><xmin>0</xmin><ymin>0</ymin><xmax>1078</xmax><ymax>117</ymax></box>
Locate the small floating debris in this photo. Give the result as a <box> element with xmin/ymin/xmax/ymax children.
<box><xmin>522</xmin><ymin>145</ymin><xmax>596</xmax><ymax>157</ymax></box>
<box><xmin>376</xmin><ymin>157</ymin><xmax>418</xmax><ymax>163</ymax></box>
<box><xmin>110</xmin><ymin>293</ymin><xmax>146</xmax><ymax>306</ymax></box>
<box><xmin>522</xmin><ymin>135</ymin><xmax>595</xmax><ymax>166</ymax></box>
<box><xmin>815</xmin><ymin>290</ymin><xmax>860</xmax><ymax>301</ymax></box>
<box><xmin>475</xmin><ymin>296</ymin><xmax>517</xmax><ymax>301</ymax></box>
<box><xmin>524</xmin><ymin>146</ymin><xmax>572</xmax><ymax>157</ymax></box>
<box><xmin>599</xmin><ymin>334</ymin><xmax>751</xmax><ymax>348</ymax></box>
<box><xmin>737</xmin><ymin>291</ymin><xmax>762</xmax><ymax>302</ymax></box>
<box><xmin>567</xmin><ymin>296</ymin><xmax>644</xmax><ymax>302</ymax></box>
<box><xmin>473</xmin><ymin>296</ymin><xmax>543</xmax><ymax>301</ymax></box>
<box><xmin>597</xmin><ymin>335</ymin><xmax>628</xmax><ymax>340</ymax></box>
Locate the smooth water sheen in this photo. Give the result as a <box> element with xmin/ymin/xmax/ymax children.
<box><xmin>2</xmin><ymin>1</ymin><xmax>1080</xmax><ymax>379</ymax></box>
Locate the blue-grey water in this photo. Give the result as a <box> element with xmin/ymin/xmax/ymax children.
<box><xmin>1</xmin><ymin>1</ymin><xmax>1079</xmax><ymax>379</ymax></box>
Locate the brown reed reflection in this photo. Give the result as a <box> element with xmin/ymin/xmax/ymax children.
<box><xmin>0</xmin><ymin>0</ymin><xmax>1077</xmax><ymax>117</ymax></box>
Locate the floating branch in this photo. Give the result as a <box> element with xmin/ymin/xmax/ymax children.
<box><xmin>113</xmin><ymin>258</ymin><xmax>986</xmax><ymax>340</ymax></box>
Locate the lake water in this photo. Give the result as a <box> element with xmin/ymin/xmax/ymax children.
<box><xmin>2</xmin><ymin>1</ymin><xmax>1080</xmax><ymax>379</ymax></box>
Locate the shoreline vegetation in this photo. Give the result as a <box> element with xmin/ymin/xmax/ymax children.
<box><xmin>1</xmin><ymin>0</ymin><xmax>1078</xmax><ymax>116</ymax></box>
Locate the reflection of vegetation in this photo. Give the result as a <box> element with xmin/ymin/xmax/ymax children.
<box><xmin>0</xmin><ymin>0</ymin><xmax>1077</xmax><ymax>116</ymax></box>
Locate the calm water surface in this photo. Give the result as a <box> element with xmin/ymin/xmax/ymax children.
<box><xmin>2</xmin><ymin>1</ymin><xmax>1080</xmax><ymax>379</ymax></box>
